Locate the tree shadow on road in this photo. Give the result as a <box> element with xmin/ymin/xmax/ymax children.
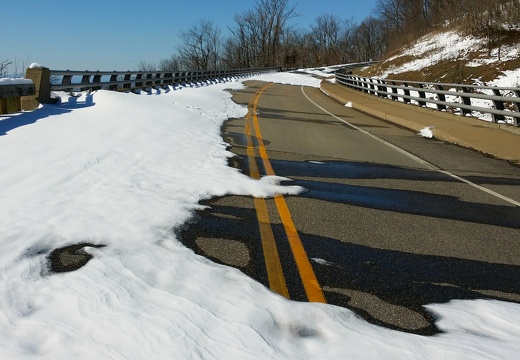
<box><xmin>271</xmin><ymin>159</ymin><xmax>520</xmax><ymax>229</ymax></box>
<box><xmin>178</xmin><ymin>198</ymin><xmax>520</xmax><ymax>336</ymax></box>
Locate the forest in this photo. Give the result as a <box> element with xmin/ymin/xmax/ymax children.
<box><xmin>140</xmin><ymin>0</ymin><xmax>520</xmax><ymax>72</ymax></box>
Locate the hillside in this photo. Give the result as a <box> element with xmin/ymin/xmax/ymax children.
<box><xmin>357</xmin><ymin>26</ymin><xmax>520</xmax><ymax>87</ymax></box>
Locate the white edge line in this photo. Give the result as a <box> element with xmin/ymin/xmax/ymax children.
<box><xmin>304</xmin><ymin>86</ymin><xmax>520</xmax><ymax>207</ymax></box>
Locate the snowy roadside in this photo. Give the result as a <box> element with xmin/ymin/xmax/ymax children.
<box><xmin>1</xmin><ymin>72</ymin><xmax>519</xmax><ymax>359</ymax></box>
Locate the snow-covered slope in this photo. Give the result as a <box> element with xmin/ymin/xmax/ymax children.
<box><xmin>361</xmin><ymin>28</ymin><xmax>520</xmax><ymax>87</ymax></box>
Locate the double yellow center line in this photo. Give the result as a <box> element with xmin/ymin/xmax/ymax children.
<box><xmin>245</xmin><ymin>83</ymin><xmax>326</xmax><ymax>303</ymax></box>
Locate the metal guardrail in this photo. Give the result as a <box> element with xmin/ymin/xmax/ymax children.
<box><xmin>334</xmin><ymin>62</ymin><xmax>379</xmax><ymax>73</ymax></box>
<box><xmin>50</xmin><ymin>67</ymin><xmax>280</xmax><ymax>92</ymax></box>
<box><xmin>335</xmin><ymin>73</ymin><xmax>520</xmax><ymax>126</ymax></box>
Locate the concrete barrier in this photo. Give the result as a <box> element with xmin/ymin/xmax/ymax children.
<box><xmin>0</xmin><ymin>81</ymin><xmax>35</xmax><ymax>114</ymax></box>
<box><xmin>21</xmin><ymin>67</ymin><xmax>57</xmax><ymax>111</ymax></box>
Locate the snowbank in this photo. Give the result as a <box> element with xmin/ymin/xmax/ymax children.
<box><xmin>0</xmin><ymin>78</ymin><xmax>33</xmax><ymax>85</ymax></box>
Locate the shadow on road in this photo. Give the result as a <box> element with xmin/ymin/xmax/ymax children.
<box><xmin>178</xmin><ymin>198</ymin><xmax>520</xmax><ymax>335</ymax></box>
<box><xmin>272</xmin><ymin>159</ymin><xmax>520</xmax><ymax>229</ymax></box>
<box><xmin>178</xmin><ymin>156</ymin><xmax>520</xmax><ymax>335</ymax></box>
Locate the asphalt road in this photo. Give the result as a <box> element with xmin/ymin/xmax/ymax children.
<box><xmin>179</xmin><ymin>80</ymin><xmax>520</xmax><ymax>335</ymax></box>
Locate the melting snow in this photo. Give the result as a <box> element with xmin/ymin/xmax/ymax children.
<box><xmin>0</xmin><ymin>72</ymin><xmax>519</xmax><ymax>359</ymax></box>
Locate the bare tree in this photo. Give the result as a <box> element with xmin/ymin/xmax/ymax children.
<box><xmin>178</xmin><ymin>19</ymin><xmax>222</xmax><ymax>70</ymax></box>
<box><xmin>353</xmin><ymin>17</ymin><xmax>387</xmax><ymax>62</ymax></box>
<box><xmin>278</xmin><ymin>28</ymin><xmax>302</xmax><ymax>68</ymax></box>
<box><xmin>375</xmin><ymin>0</ymin><xmax>406</xmax><ymax>34</ymax></box>
<box><xmin>13</xmin><ymin>57</ymin><xmax>30</xmax><ymax>77</ymax></box>
<box><xmin>140</xmin><ymin>0</ymin><xmax>520</xmax><ymax>72</ymax></box>
<box><xmin>137</xmin><ymin>60</ymin><xmax>157</xmax><ymax>71</ymax></box>
<box><xmin>226</xmin><ymin>0</ymin><xmax>298</xmax><ymax>68</ymax></box>
<box><xmin>1</xmin><ymin>59</ymin><xmax>12</xmax><ymax>78</ymax></box>
<box><xmin>375</xmin><ymin>0</ymin><xmax>430</xmax><ymax>50</ymax></box>
<box><xmin>257</xmin><ymin>0</ymin><xmax>299</xmax><ymax>65</ymax></box>
<box><xmin>224</xmin><ymin>11</ymin><xmax>260</xmax><ymax>68</ymax></box>
<box><xmin>293</xmin><ymin>29</ymin><xmax>314</xmax><ymax>68</ymax></box>
<box><xmin>158</xmin><ymin>56</ymin><xmax>180</xmax><ymax>72</ymax></box>
<box><xmin>338</xmin><ymin>18</ymin><xmax>359</xmax><ymax>64</ymax></box>
<box><xmin>310</xmin><ymin>14</ymin><xmax>343</xmax><ymax>66</ymax></box>
<box><xmin>221</xmin><ymin>37</ymin><xmax>244</xmax><ymax>68</ymax></box>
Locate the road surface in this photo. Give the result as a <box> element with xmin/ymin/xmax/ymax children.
<box><xmin>180</xmin><ymin>80</ymin><xmax>520</xmax><ymax>335</ymax></box>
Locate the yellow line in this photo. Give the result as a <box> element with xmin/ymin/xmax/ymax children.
<box><xmin>245</xmin><ymin>119</ymin><xmax>260</xmax><ymax>179</ymax></box>
<box><xmin>273</xmin><ymin>195</ymin><xmax>326</xmax><ymax>303</ymax></box>
<box><xmin>246</xmin><ymin>86</ymin><xmax>289</xmax><ymax>298</ymax></box>
<box><xmin>251</xmin><ymin>83</ymin><xmax>327</xmax><ymax>303</ymax></box>
<box><xmin>253</xmin><ymin>197</ymin><xmax>289</xmax><ymax>297</ymax></box>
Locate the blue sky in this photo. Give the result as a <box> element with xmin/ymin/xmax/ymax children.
<box><xmin>2</xmin><ymin>0</ymin><xmax>378</xmax><ymax>71</ymax></box>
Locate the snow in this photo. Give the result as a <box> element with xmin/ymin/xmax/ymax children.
<box><xmin>418</xmin><ymin>126</ymin><xmax>435</xmax><ymax>139</ymax></box>
<box><xmin>380</xmin><ymin>31</ymin><xmax>480</xmax><ymax>79</ymax></box>
<box><xmin>0</xmin><ymin>78</ymin><xmax>33</xmax><ymax>85</ymax></box>
<box><xmin>379</xmin><ymin>30</ymin><xmax>520</xmax><ymax>88</ymax></box>
<box><xmin>467</xmin><ymin>42</ymin><xmax>520</xmax><ymax>66</ymax></box>
<box><xmin>1</xmin><ymin>73</ymin><xmax>520</xmax><ymax>359</ymax></box>
<box><xmin>491</xmin><ymin>70</ymin><xmax>520</xmax><ymax>88</ymax></box>
<box><xmin>250</xmin><ymin>71</ymin><xmax>321</xmax><ymax>87</ymax></box>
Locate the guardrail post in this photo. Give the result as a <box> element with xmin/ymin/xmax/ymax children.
<box><xmin>135</xmin><ymin>74</ymin><xmax>143</xmax><ymax>89</ymax></box>
<box><xmin>513</xmin><ymin>90</ymin><xmax>520</xmax><ymax>126</ymax></box>
<box><xmin>123</xmin><ymin>74</ymin><xmax>131</xmax><ymax>90</ymax></box>
<box><xmin>402</xmin><ymin>83</ymin><xmax>411</xmax><ymax>104</ymax></box>
<box><xmin>360</xmin><ymin>77</ymin><xmax>367</xmax><ymax>93</ymax></box>
<box><xmin>92</xmin><ymin>72</ymin><xmax>102</xmax><ymax>91</ymax></box>
<box><xmin>376</xmin><ymin>79</ymin><xmax>384</xmax><ymax>98</ymax></box>
<box><xmin>368</xmin><ymin>78</ymin><xmax>375</xmax><ymax>95</ymax></box>
<box><xmin>490</xmin><ymin>88</ymin><xmax>505</xmax><ymax>123</ymax></box>
<box><xmin>60</xmin><ymin>72</ymin><xmax>73</xmax><ymax>92</ymax></box>
<box><xmin>338</xmin><ymin>75</ymin><xmax>345</xmax><ymax>87</ymax></box>
<box><xmin>436</xmin><ymin>85</ymin><xmax>447</xmax><ymax>111</ymax></box>
<box><xmin>202</xmin><ymin>71</ymin><xmax>209</xmax><ymax>83</ymax></box>
<box><xmin>417</xmin><ymin>84</ymin><xmax>427</xmax><ymax>107</ymax></box>
<box><xmin>460</xmin><ymin>87</ymin><xmax>473</xmax><ymax>116</ymax></box>
<box><xmin>21</xmin><ymin>66</ymin><xmax>56</xmax><ymax>110</ymax></box>
<box><xmin>80</xmin><ymin>73</ymin><xmax>91</xmax><ymax>92</ymax></box>
<box><xmin>390</xmin><ymin>81</ymin><xmax>398</xmax><ymax>101</ymax></box>
<box><xmin>109</xmin><ymin>74</ymin><xmax>118</xmax><ymax>90</ymax></box>
<box><xmin>353</xmin><ymin>76</ymin><xmax>360</xmax><ymax>90</ymax></box>
<box><xmin>173</xmin><ymin>72</ymin><xmax>180</xmax><ymax>87</ymax></box>
<box><xmin>145</xmin><ymin>73</ymin><xmax>153</xmax><ymax>88</ymax></box>
<box><xmin>165</xmin><ymin>73</ymin><xmax>172</xmax><ymax>87</ymax></box>
<box><xmin>154</xmin><ymin>73</ymin><xmax>162</xmax><ymax>88</ymax></box>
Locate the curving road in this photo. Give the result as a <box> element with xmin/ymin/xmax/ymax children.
<box><xmin>180</xmin><ymin>80</ymin><xmax>520</xmax><ymax>335</ymax></box>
